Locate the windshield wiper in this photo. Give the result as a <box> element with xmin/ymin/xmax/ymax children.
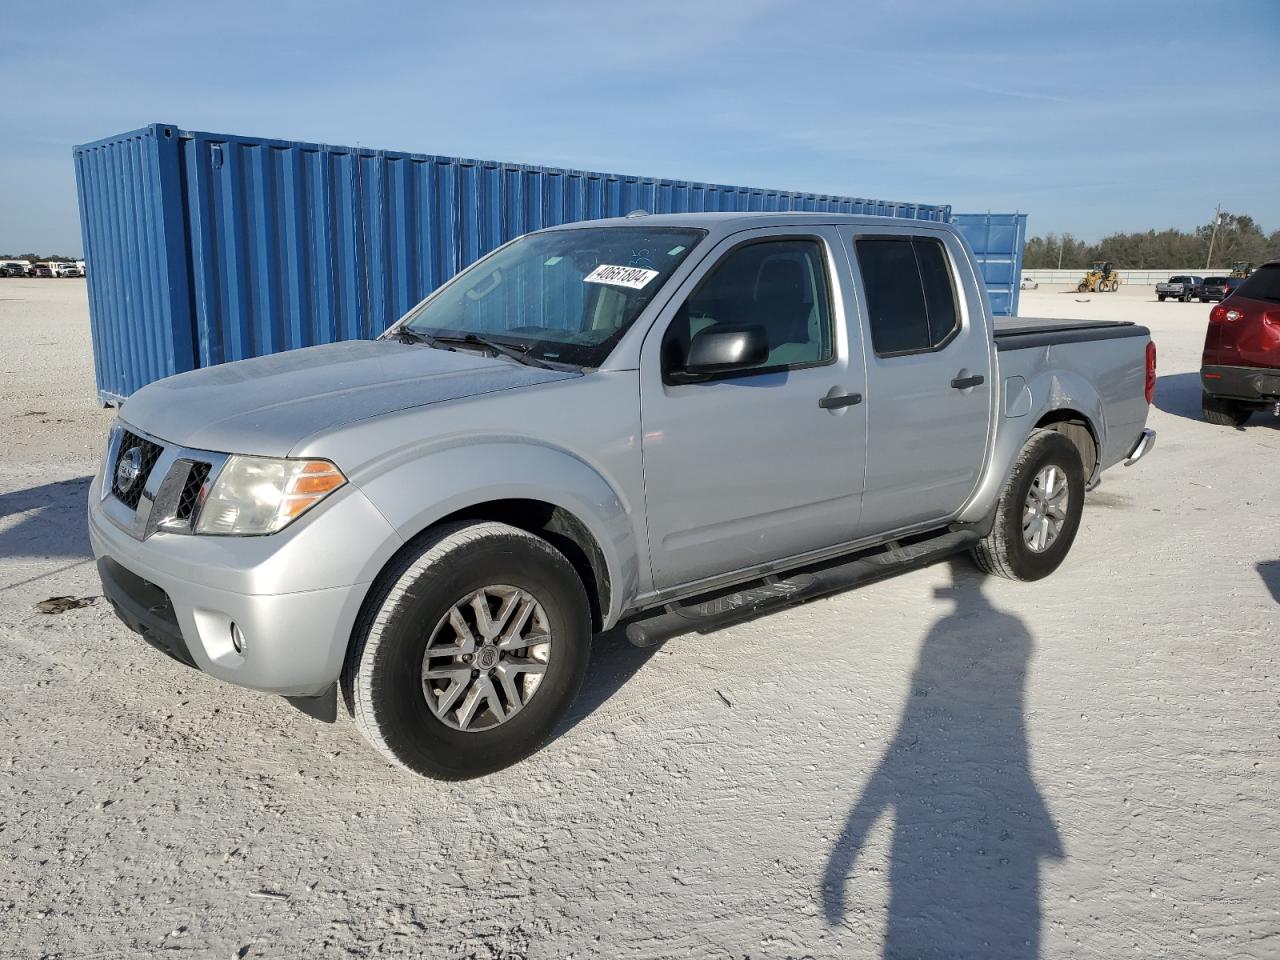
<box><xmin>433</xmin><ymin>333</ymin><xmax>552</xmax><ymax>369</ymax></box>
<box><xmin>387</xmin><ymin>327</ymin><xmax>455</xmax><ymax>350</ymax></box>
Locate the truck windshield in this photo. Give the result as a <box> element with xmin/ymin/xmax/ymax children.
<box><xmin>399</xmin><ymin>226</ymin><xmax>705</xmax><ymax>367</ymax></box>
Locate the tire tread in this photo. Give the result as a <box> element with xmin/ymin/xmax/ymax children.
<box><xmin>971</xmin><ymin>429</ymin><xmax>1081</xmax><ymax>581</ymax></box>
<box><xmin>341</xmin><ymin>521</ymin><xmax>583</xmax><ymax>777</ymax></box>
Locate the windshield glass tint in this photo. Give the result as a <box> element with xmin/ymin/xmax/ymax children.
<box><xmin>401</xmin><ymin>227</ymin><xmax>705</xmax><ymax>366</ymax></box>
<box><xmin>1237</xmin><ymin>265</ymin><xmax>1280</xmax><ymax>303</ymax></box>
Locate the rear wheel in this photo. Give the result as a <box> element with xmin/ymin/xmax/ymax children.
<box><xmin>343</xmin><ymin>521</ymin><xmax>592</xmax><ymax>779</ymax></box>
<box><xmin>1158</xmin><ymin>295</ymin><xmax>1166</xmax><ymax>302</ymax></box>
<box><xmin>1202</xmin><ymin>392</ymin><xmax>1252</xmax><ymax>427</ymax></box>
<box><xmin>971</xmin><ymin>430</ymin><xmax>1085</xmax><ymax>582</ymax></box>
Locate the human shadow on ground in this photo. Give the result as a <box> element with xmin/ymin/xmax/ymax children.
<box><xmin>1155</xmin><ymin>371</ymin><xmax>1279</xmax><ymax>430</ymax></box>
<box><xmin>822</xmin><ymin>559</ymin><xmax>1063</xmax><ymax>959</ymax></box>
<box><xmin>0</xmin><ymin>475</ymin><xmax>93</xmax><ymax>561</ymax></box>
<box><xmin>1258</xmin><ymin>561</ymin><xmax>1280</xmax><ymax>605</ymax></box>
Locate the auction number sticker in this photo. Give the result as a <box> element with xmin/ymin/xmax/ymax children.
<box><xmin>583</xmin><ymin>264</ymin><xmax>660</xmax><ymax>290</ymax></box>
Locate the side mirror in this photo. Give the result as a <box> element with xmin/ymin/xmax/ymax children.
<box><xmin>683</xmin><ymin>325</ymin><xmax>769</xmax><ymax>377</ymax></box>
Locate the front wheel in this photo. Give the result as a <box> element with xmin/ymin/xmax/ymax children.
<box><xmin>343</xmin><ymin>521</ymin><xmax>592</xmax><ymax>779</ymax></box>
<box><xmin>971</xmin><ymin>430</ymin><xmax>1085</xmax><ymax>581</ymax></box>
<box><xmin>1158</xmin><ymin>295</ymin><xmax>1166</xmax><ymax>302</ymax></box>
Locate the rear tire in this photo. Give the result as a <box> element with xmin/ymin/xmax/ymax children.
<box><xmin>1201</xmin><ymin>392</ymin><xmax>1252</xmax><ymax>427</ymax></box>
<box><xmin>971</xmin><ymin>430</ymin><xmax>1085</xmax><ymax>582</ymax></box>
<box><xmin>343</xmin><ymin>521</ymin><xmax>592</xmax><ymax>779</ymax></box>
<box><xmin>1158</xmin><ymin>295</ymin><xmax>1165</xmax><ymax>302</ymax></box>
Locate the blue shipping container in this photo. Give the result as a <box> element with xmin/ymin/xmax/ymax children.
<box><xmin>74</xmin><ymin>122</ymin><xmax>964</xmax><ymax>402</ymax></box>
<box><xmin>951</xmin><ymin>212</ymin><xmax>1028</xmax><ymax>318</ymax></box>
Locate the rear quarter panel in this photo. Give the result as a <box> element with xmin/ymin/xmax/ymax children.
<box><xmin>960</xmin><ymin>335</ymin><xmax>1150</xmax><ymax>521</ymax></box>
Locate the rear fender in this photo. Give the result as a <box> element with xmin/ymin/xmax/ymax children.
<box><xmin>958</xmin><ymin>369</ymin><xmax>1103</xmax><ymax>523</ymax></box>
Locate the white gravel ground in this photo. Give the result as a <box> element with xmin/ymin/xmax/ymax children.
<box><xmin>1</xmin><ymin>278</ymin><xmax>1276</xmax><ymax>959</ymax></box>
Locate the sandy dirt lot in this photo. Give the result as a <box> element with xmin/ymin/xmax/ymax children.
<box><xmin>1</xmin><ymin>278</ymin><xmax>1276</xmax><ymax>959</ymax></box>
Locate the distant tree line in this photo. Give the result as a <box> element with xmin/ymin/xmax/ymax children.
<box><xmin>0</xmin><ymin>252</ymin><xmax>81</xmax><ymax>262</ymax></box>
<box><xmin>1023</xmin><ymin>212</ymin><xmax>1280</xmax><ymax>270</ymax></box>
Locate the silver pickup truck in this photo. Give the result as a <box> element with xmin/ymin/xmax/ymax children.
<box><xmin>89</xmin><ymin>212</ymin><xmax>1156</xmax><ymax>779</ymax></box>
<box><xmin>1156</xmin><ymin>275</ymin><xmax>1202</xmax><ymax>302</ymax></box>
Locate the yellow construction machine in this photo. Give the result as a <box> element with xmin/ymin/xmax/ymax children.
<box><xmin>1077</xmin><ymin>260</ymin><xmax>1120</xmax><ymax>293</ymax></box>
<box><xmin>1230</xmin><ymin>261</ymin><xmax>1255</xmax><ymax>278</ymax></box>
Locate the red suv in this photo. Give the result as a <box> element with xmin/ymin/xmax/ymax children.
<box><xmin>1201</xmin><ymin>259</ymin><xmax>1280</xmax><ymax>426</ymax></box>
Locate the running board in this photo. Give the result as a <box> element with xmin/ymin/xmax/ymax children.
<box><xmin>624</xmin><ymin>528</ymin><xmax>979</xmax><ymax>648</ymax></box>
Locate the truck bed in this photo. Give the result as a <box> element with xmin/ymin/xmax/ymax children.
<box><xmin>993</xmin><ymin>317</ymin><xmax>1150</xmax><ymax>352</ymax></box>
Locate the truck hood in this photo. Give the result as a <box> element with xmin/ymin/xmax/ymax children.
<box><xmin>120</xmin><ymin>340</ymin><xmax>579</xmax><ymax>457</ymax></box>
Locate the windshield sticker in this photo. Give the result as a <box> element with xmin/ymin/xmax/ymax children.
<box><xmin>543</xmin><ymin>256</ymin><xmax>563</xmax><ymax>266</ymax></box>
<box><xmin>583</xmin><ymin>264</ymin><xmax>660</xmax><ymax>290</ymax></box>
<box><xmin>667</xmin><ymin>245</ymin><xmax>686</xmax><ymax>256</ymax></box>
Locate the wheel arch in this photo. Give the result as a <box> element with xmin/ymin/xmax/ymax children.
<box><xmin>1033</xmin><ymin>408</ymin><xmax>1100</xmax><ymax>481</ymax></box>
<box><xmin>352</xmin><ymin>440</ymin><xmax>640</xmax><ymax>635</ymax></box>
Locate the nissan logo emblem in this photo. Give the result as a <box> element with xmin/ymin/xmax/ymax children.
<box><xmin>116</xmin><ymin>446</ymin><xmax>143</xmax><ymax>492</ymax></box>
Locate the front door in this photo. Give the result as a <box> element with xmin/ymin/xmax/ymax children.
<box><xmin>843</xmin><ymin>230</ymin><xmax>994</xmax><ymax>535</ymax></box>
<box><xmin>639</xmin><ymin>228</ymin><xmax>868</xmax><ymax>592</ymax></box>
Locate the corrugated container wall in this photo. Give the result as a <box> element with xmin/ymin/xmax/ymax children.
<box><xmin>951</xmin><ymin>212</ymin><xmax>1028</xmax><ymax>318</ymax></box>
<box><xmin>75</xmin><ymin>123</ymin><xmax>955</xmax><ymax>402</ymax></box>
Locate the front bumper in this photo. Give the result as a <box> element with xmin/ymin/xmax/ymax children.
<box><xmin>1202</xmin><ymin>364</ymin><xmax>1280</xmax><ymax>404</ymax></box>
<box><xmin>89</xmin><ymin>471</ymin><xmax>403</xmax><ymax>697</ymax></box>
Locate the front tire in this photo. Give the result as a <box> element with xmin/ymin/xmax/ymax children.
<box><xmin>1158</xmin><ymin>295</ymin><xmax>1166</xmax><ymax>302</ymax></box>
<box><xmin>343</xmin><ymin>521</ymin><xmax>592</xmax><ymax>779</ymax></box>
<box><xmin>971</xmin><ymin>430</ymin><xmax>1086</xmax><ymax>582</ymax></box>
<box><xmin>1201</xmin><ymin>392</ymin><xmax>1252</xmax><ymax>427</ymax></box>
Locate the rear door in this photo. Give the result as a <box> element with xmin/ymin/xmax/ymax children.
<box><xmin>638</xmin><ymin>227</ymin><xmax>868</xmax><ymax>591</ymax></box>
<box><xmin>840</xmin><ymin>228</ymin><xmax>994</xmax><ymax>536</ymax></box>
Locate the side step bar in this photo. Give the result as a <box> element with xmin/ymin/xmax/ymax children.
<box><xmin>624</xmin><ymin>528</ymin><xmax>980</xmax><ymax>648</ymax></box>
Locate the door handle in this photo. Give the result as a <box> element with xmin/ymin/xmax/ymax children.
<box><xmin>950</xmin><ymin>374</ymin><xmax>985</xmax><ymax>389</ymax></box>
<box><xmin>818</xmin><ymin>392</ymin><xmax>863</xmax><ymax>409</ymax></box>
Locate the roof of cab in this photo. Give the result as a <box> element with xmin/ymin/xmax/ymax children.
<box><xmin>544</xmin><ymin>210</ymin><xmax>953</xmax><ymax>234</ymax></box>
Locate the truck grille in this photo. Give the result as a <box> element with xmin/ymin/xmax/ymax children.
<box><xmin>175</xmin><ymin>461</ymin><xmax>211</xmax><ymax>522</ymax></box>
<box><xmin>111</xmin><ymin>430</ymin><xmax>163</xmax><ymax>509</ymax></box>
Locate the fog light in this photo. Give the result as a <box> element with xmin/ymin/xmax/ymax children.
<box><xmin>230</xmin><ymin>623</ymin><xmax>246</xmax><ymax>655</ymax></box>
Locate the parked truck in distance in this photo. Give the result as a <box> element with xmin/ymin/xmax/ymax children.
<box><xmin>1157</xmin><ymin>275</ymin><xmax>1203</xmax><ymax>302</ymax></box>
<box><xmin>1194</xmin><ymin>277</ymin><xmax>1231</xmax><ymax>302</ymax></box>
<box><xmin>89</xmin><ymin>212</ymin><xmax>1157</xmax><ymax>779</ymax></box>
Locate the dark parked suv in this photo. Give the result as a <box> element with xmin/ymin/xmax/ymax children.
<box><xmin>1195</xmin><ymin>276</ymin><xmax>1231</xmax><ymax>302</ymax></box>
<box><xmin>1201</xmin><ymin>260</ymin><xmax>1280</xmax><ymax>426</ymax></box>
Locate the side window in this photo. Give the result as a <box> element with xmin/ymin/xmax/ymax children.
<box><xmin>662</xmin><ymin>239</ymin><xmax>832</xmax><ymax>378</ymax></box>
<box><xmin>856</xmin><ymin>237</ymin><xmax>960</xmax><ymax>357</ymax></box>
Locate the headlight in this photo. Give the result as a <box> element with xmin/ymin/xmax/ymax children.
<box><xmin>194</xmin><ymin>456</ymin><xmax>346</xmax><ymax>536</ymax></box>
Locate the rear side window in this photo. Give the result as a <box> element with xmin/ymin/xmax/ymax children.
<box><xmin>1237</xmin><ymin>265</ymin><xmax>1280</xmax><ymax>303</ymax></box>
<box><xmin>856</xmin><ymin>237</ymin><xmax>960</xmax><ymax>356</ymax></box>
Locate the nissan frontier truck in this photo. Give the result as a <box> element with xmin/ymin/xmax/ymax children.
<box><xmin>90</xmin><ymin>212</ymin><xmax>1157</xmax><ymax>779</ymax></box>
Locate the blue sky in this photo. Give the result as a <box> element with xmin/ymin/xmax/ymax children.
<box><xmin>3</xmin><ymin>0</ymin><xmax>1278</xmax><ymax>255</ymax></box>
